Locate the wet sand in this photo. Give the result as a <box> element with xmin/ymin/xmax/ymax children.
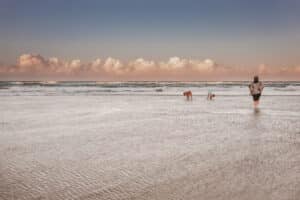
<box><xmin>0</xmin><ymin>95</ymin><xmax>299</xmax><ymax>200</ymax></box>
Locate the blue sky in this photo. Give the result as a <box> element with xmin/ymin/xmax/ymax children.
<box><xmin>1</xmin><ymin>0</ymin><xmax>300</xmax><ymax>67</ymax></box>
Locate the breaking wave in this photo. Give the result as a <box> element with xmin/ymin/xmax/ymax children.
<box><xmin>1</xmin><ymin>81</ymin><xmax>300</xmax><ymax>96</ymax></box>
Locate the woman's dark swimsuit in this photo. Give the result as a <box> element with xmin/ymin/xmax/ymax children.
<box><xmin>252</xmin><ymin>93</ymin><xmax>261</xmax><ymax>101</ymax></box>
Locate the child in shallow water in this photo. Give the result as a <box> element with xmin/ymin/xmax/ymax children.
<box><xmin>249</xmin><ymin>76</ymin><xmax>264</xmax><ymax>108</ymax></box>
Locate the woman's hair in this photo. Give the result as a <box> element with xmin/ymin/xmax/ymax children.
<box><xmin>253</xmin><ymin>76</ymin><xmax>259</xmax><ymax>83</ymax></box>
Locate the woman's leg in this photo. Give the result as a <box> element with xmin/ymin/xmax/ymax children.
<box><xmin>252</xmin><ymin>94</ymin><xmax>261</xmax><ymax>108</ymax></box>
<box><xmin>254</xmin><ymin>100</ymin><xmax>259</xmax><ymax>108</ymax></box>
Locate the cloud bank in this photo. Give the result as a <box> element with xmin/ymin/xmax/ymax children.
<box><xmin>1</xmin><ymin>53</ymin><xmax>300</xmax><ymax>80</ymax></box>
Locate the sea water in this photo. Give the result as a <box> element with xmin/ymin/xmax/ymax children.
<box><xmin>0</xmin><ymin>82</ymin><xmax>299</xmax><ymax>200</ymax></box>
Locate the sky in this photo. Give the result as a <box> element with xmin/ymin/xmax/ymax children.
<box><xmin>0</xmin><ymin>0</ymin><xmax>300</xmax><ymax>80</ymax></box>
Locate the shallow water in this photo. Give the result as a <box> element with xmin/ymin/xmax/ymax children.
<box><xmin>0</xmin><ymin>88</ymin><xmax>300</xmax><ymax>199</ymax></box>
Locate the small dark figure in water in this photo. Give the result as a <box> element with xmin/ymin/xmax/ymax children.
<box><xmin>249</xmin><ymin>76</ymin><xmax>264</xmax><ymax>108</ymax></box>
<box><xmin>183</xmin><ymin>90</ymin><xmax>192</xmax><ymax>101</ymax></box>
<box><xmin>207</xmin><ymin>91</ymin><xmax>215</xmax><ymax>100</ymax></box>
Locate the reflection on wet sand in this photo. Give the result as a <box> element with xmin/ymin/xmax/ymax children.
<box><xmin>0</xmin><ymin>95</ymin><xmax>299</xmax><ymax>200</ymax></box>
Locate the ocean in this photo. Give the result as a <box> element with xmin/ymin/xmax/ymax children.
<box><xmin>0</xmin><ymin>81</ymin><xmax>299</xmax><ymax>200</ymax></box>
<box><xmin>1</xmin><ymin>81</ymin><xmax>300</xmax><ymax>96</ymax></box>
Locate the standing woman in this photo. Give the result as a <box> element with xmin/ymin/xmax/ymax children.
<box><xmin>249</xmin><ymin>76</ymin><xmax>264</xmax><ymax>108</ymax></box>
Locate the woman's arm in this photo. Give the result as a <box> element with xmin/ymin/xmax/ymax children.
<box><xmin>259</xmin><ymin>82</ymin><xmax>264</xmax><ymax>93</ymax></box>
<box><xmin>248</xmin><ymin>84</ymin><xmax>253</xmax><ymax>95</ymax></box>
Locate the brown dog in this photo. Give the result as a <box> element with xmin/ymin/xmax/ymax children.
<box><xmin>207</xmin><ymin>93</ymin><xmax>215</xmax><ymax>100</ymax></box>
<box><xmin>183</xmin><ymin>90</ymin><xmax>192</xmax><ymax>100</ymax></box>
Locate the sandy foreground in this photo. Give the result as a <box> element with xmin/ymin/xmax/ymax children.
<box><xmin>0</xmin><ymin>95</ymin><xmax>299</xmax><ymax>200</ymax></box>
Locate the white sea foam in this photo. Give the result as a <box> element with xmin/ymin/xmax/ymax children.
<box><xmin>1</xmin><ymin>81</ymin><xmax>300</xmax><ymax>96</ymax></box>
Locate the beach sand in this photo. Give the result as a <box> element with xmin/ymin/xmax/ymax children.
<box><xmin>0</xmin><ymin>95</ymin><xmax>299</xmax><ymax>200</ymax></box>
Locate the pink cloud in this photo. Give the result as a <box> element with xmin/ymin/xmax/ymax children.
<box><xmin>0</xmin><ymin>53</ymin><xmax>299</xmax><ymax>80</ymax></box>
<box><xmin>103</xmin><ymin>57</ymin><xmax>124</xmax><ymax>74</ymax></box>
